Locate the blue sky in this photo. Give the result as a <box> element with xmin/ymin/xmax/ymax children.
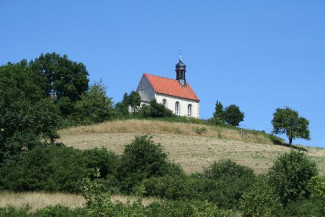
<box><xmin>1</xmin><ymin>1</ymin><xmax>324</xmax><ymax>148</ymax></box>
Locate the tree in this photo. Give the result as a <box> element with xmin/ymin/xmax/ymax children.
<box><xmin>30</xmin><ymin>53</ymin><xmax>89</xmax><ymax>116</ymax></box>
<box><xmin>115</xmin><ymin>91</ymin><xmax>141</xmax><ymax>116</ymax></box>
<box><xmin>213</xmin><ymin>101</ymin><xmax>225</xmax><ymax>125</ymax></box>
<box><xmin>117</xmin><ymin>136</ymin><xmax>168</xmax><ymax>193</ymax></box>
<box><xmin>268</xmin><ymin>150</ymin><xmax>318</xmax><ymax>206</ymax></box>
<box><xmin>240</xmin><ymin>176</ymin><xmax>282</xmax><ymax>217</ymax></box>
<box><xmin>74</xmin><ymin>80</ymin><xmax>113</xmax><ymax>124</ymax></box>
<box><xmin>272</xmin><ymin>107</ymin><xmax>310</xmax><ymax>145</ymax></box>
<box><xmin>0</xmin><ymin>63</ymin><xmax>60</xmax><ymax>164</ymax></box>
<box><xmin>127</xmin><ymin>91</ymin><xmax>141</xmax><ymax>113</ymax></box>
<box><xmin>223</xmin><ymin>104</ymin><xmax>244</xmax><ymax>126</ymax></box>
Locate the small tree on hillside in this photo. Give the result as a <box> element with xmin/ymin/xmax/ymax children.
<box><xmin>74</xmin><ymin>80</ymin><xmax>113</xmax><ymax>124</ymax></box>
<box><xmin>213</xmin><ymin>101</ymin><xmax>225</xmax><ymax>125</ymax></box>
<box><xmin>127</xmin><ymin>91</ymin><xmax>141</xmax><ymax>113</ymax></box>
<box><xmin>272</xmin><ymin>107</ymin><xmax>310</xmax><ymax>145</ymax></box>
<box><xmin>223</xmin><ymin>104</ymin><xmax>244</xmax><ymax>126</ymax></box>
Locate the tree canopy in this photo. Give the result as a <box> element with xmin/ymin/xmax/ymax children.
<box><xmin>223</xmin><ymin>104</ymin><xmax>244</xmax><ymax>126</ymax></box>
<box><xmin>30</xmin><ymin>53</ymin><xmax>89</xmax><ymax>116</ymax></box>
<box><xmin>0</xmin><ymin>62</ymin><xmax>60</xmax><ymax>164</ymax></box>
<box><xmin>272</xmin><ymin>107</ymin><xmax>310</xmax><ymax>145</ymax></box>
<box><xmin>213</xmin><ymin>101</ymin><xmax>225</xmax><ymax>125</ymax></box>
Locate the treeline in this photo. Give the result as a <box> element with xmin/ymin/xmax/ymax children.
<box><xmin>0</xmin><ymin>136</ymin><xmax>325</xmax><ymax>216</ymax></box>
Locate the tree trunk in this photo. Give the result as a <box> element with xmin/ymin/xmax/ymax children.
<box><xmin>289</xmin><ymin>136</ymin><xmax>293</xmax><ymax>145</ymax></box>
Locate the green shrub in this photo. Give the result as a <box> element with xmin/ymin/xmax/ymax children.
<box><xmin>277</xmin><ymin>198</ymin><xmax>324</xmax><ymax>217</ymax></box>
<box><xmin>83</xmin><ymin>148</ymin><xmax>119</xmax><ymax>178</ymax></box>
<box><xmin>203</xmin><ymin>160</ymin><xmax>256</xmax><ymax>209</ymax></box>
<box><xmin>268</xmin><ymin>150</ymin><xmax>318</xmax><ymax>205</ymax></box>
<box><xmin>239</xmin><ymin>176</ymin><xmax>282</xmax><ymax>217</ymax></box>
<box><xmin>117</xmin><ymin>135</ymin><xmax>168</xmax><ymax>193</ymax></box>
<box><xmin>140</xmin><ymin>100</ymin><xmax>174</xmax><ymax>118</ymax></box>
<box><xmin>0</xmin><ymin>145</ymin><xmax>87</xmax><ymax>192</ymax></box>
<box><xmin>0</xmin><ymin>206</ymin><xmax>30</xmax><ymax>217</ymax></box>
<box><xmin>204</xmin><ymin>159</ymin><xmax>255</xmax><ymax>180</ymax></box>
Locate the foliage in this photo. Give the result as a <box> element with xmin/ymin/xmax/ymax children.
<box><xmin>0</xmin><ymin>145</ymin><xmax>87</xmax><ymax>193</ymax></box>
<box><xmin>213</xmin><ymin>100</ymin><xmax>225</xmax><ymax>125</ymax></box>
<box><xmin>115</xmin><ymin>93</ymin><xmax>130</xmax><ymax>117</ymax></box>
<box><xmin>30</xmin><ymin>52</ymin><xmax>89</xmax><ymax>115</ymax></box>
<box><xmin>81</xmin><ymin>170</ymin><xmax>114</xmax><ymax>217</ymax></box>
<box><xmin>277</xmin><ymin>198</ymin><xmax>324</xmax><ymax>217</ymax></box>
<box><xmin>223</xmin><ymin>104</ymin><xmax>244</xmax><ymax>126</ymax></box>
<box><xmin>309</xmin><ymin>176</ymin><xmax>325</xmax><ymax>200</ymax></box>
<box><xmin>117</xmin><ymin>135</ymin><xmax>168</xmax><ymax>193</ymax></box>
<box><xmin>272</xmin><ymin>107</ymin><xmax>310</xmax><ymax>145</ymax></box>
<box><xmin>83</xmin><ymin>148</ymin><xmax>119</xmax><ymax>179</ymax></box>
<box><xmin>239</xmin><ymin>175</ymin><xmax>282</xmax><ymax>217</ymax></box>
<box><xmin>140</xmin><ymin>100</ymin><xmax>174</xmax><ymax>118</ymax></box>
<box><xmin>268</xmin><ymin>150</ymin><xmax>318</xmax><ymax>206</ymax></box>
<box><xmin>308</xmin><ymin>176</ymin><xmax>325</xmax><ymax>213</ymax></box>
<box><xmin>204</xmin><ymin>159</ymin><xmax>254</xmax><ymax>180</ymax></box>
<box><xmin>74</xmin><ymin>80</ymin><xmax>114</xmax><ymax>124</ymax></box>
<box><xmin>128</xmin><ymin>91</ymin><xmax>141</xmax><ymax>112</ymax></box>
<box><xmin>115</xmin><ymin>91</ymin><xmax>141</xmax><ymax>116</ymax></box>
<box><xmin>203</xmin><ymin>159</ymin><xmax>255</xmax><ymax>209</ymax></box>
<box><xmin>0</xmin><ymin>63</ymin><xmax>60</xmax><ymax>164</ymax></box>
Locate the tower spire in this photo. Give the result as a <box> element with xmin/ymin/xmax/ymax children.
<box><xmin>175</xmin><ymin>51</ymin><xmax>186</xmax><ymax>86</ymax></box>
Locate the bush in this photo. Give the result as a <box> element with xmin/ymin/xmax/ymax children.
<box><xmin>239</xmin><ymin>176</ymin><xmax>282</xmax><ymax>217</ymax></box>
<box><xmin>203</xmin><ymin>160</ymin><xmax>256</xmax><ymax>209</ymax></box>
<box><xmin>268</xmin><ymin>150</ymin><xmax>318</xmax><ymax>205</ymax></box>
<box><xmin>140</xmin><ymin>100</ymin><xmax>174</xmax><ymax>118</ymax></box>
<box><xmin>117</xmin><ymin>135</ymin><xmax>168</xmax><ymax>193</ymax></box>
<box><xmin>0</xmin><ymin>145</ymin><xmax>87</xmax><ymax>192</ymax></box>
<box><xmin>277</xmin><ymin>198</ymin><xmax>324</xmax><ymax>217</ymax></box>
<box><xmin>83</xmin><ymin>148</ymin><xmax>119</xmax><ymax>178</ymax></box>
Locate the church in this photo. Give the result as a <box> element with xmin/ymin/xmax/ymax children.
<box><xmin>136</xmin><ymin>55</ymin><xmax>200</xmax><ymax>118</ymax></box>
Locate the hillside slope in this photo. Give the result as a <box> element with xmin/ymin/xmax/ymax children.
<box><xmin>59</xmin><ymin>119</ymin><xmax>325</xmax><ymax>176</ymax></box>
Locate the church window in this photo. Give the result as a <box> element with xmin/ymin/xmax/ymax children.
<box><xmin>188</xmin><ymin>104</ymin><xmax>192</xmax><ymax>117</ymax></box>
<box><xmin>162</xmin><ymin>99</ymin><xmax>167</xmax><ymax>107</ymax></box>
<box><xmin>175</xmin><ymin>101</ymin><xmax>180</xmax><ymax>115</ymax></box>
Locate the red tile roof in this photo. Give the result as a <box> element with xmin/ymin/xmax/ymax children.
<box><xmin>143</xmin><ymin>73</ymin><xmax>199</xmax><ymax>101</ymax></box>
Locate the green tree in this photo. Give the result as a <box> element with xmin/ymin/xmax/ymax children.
<box><xmin>30</xmin><ymin>52</ymin><xmax>89</xmax><ymax>116</ymax></box>
<box><xmin>308</xmin><ymin>176</ymin><xmax>325</xmax><ymax>213</ymax></box>
<box><xmin>268</xmin><ymin>150</ymin><xmax>318</xmax><ymax>206</ymax></box>
<box><xmin>115</xmin><ymin>91</ymin><xmax>141</xmax><ymax>116</ymax></box>
<box><xmin>117</xmin><ymin>135</ymin><xmax>168</xmax><ymax>193</ymax></box>
<box><xmin>213</xmin><ymin>101</ymin><xmax>225</xmax><ymax>125</ymax></box>
<box><xmin>74</xmin><ymin>80</ymin><xmax>113</xmax><ymax>124</ymax></box>
<box><xmin>223</xmin><ymin>104</ymin><xmax>244</xmax><ymax>126</ymax></box>
<box><xmin>128</xmin><ymin>91</ymin><xmax>141</xmax><ymax>113</ymax></box>
<box><xmin>272</xmin><ymin>107</ymin><xmax>310</xmax><ymax>145</ymax></box>
<box><xmin>0</xmin><ymin>63</ymin><xmax>60</xmax><ymax>164</ymax></box>
<box><xmin>240</xmin><ymin>176</ymin><xmax>282</xmax><ymax>217</ymax></box>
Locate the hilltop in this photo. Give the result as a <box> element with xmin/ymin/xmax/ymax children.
<box><xmin>59</xmin><ymin>119</ymin><xmax>325</xmax><ymax>176</ymax></box>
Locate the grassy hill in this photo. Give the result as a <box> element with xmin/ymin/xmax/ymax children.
<box><xmin>58</xmin><ymin>119</ymin><xmax>325</xmax><ymax>176</ymax></box>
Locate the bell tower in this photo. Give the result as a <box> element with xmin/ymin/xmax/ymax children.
<box><xmin>175</xmin><ymin>51</ymin><xmax>186</xmax><ymax>86</ymax></box>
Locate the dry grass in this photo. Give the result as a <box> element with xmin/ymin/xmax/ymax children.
<box><xmin>0</xmin><ymin>192</ymin><xmax>158</xmax><ymax>211</ymax></box>
<box><xmin>58</xmin><ymin>119</ymin><xmax>277</xmax><ymax>145</ymax></box>
<box><xmin>0</xmin><ymin>192</ymin><xmax>85</xmax><ymax>211</ymax></box>
<box><xmin>58</xmin><ymin>120</ymin><xmax>325</xmax><ymax>176</ymax></box>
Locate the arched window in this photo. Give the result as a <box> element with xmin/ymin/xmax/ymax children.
<box><xmin>175</xmin><ymin>101</ymin><xmax>180</xmax><ymax>115</ymax></box>
<box><xmin>162</xmin><ymin>99</ymin><xmax>167</xmax><ymax>107</ymax></box>
<box><xmin>188</xmin><ymin>104</ymin><xmax>192</xmax><ymax>117</ymax></box>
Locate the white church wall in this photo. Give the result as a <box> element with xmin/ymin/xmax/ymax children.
<box><xmin>155</xmin><ymin>93</ymin><xmax>199</xmax><ymax>118</ymax></box>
